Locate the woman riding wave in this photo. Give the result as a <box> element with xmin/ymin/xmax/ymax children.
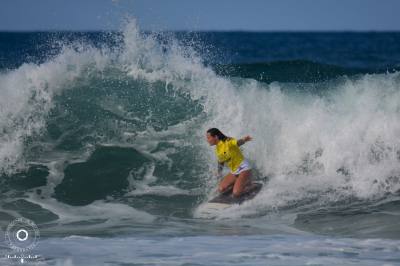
<box><xmin>206</xmin><ymin>128</ymin><xmax>253</xmax><ymax>198</ymax></box>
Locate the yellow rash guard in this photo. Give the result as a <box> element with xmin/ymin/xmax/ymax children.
<box><xmin>215</xmin><ymin>137</ymin><xmax>244</xmax><ymax>172</ymax></box>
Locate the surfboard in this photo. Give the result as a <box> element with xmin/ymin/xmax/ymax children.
<box><xmin>196</xmin><ymin>182</ymin><xmax>263</xmax><ymax>217</ymax></box>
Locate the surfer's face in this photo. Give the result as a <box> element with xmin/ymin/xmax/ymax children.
<box><xmin>206</xmin><ymin>133</ymin><xmax>218</xmax><ymax>146</ymax></box>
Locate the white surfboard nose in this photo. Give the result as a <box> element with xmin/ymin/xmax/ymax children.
<box><xmin>194</xmin><ymin>182</ymin><xmax>263</xmax><ymax>218</ymax></box>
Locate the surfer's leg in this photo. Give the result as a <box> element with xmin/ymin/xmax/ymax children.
<box><xmin>232</xmin><ymin>170</ymin><xmax>252</xmax><ymax>198</ymax></box>
<box><xmin>218</xmin><ymin>173</ymin><xmax>237</xmax><ymax>194</ymax></box>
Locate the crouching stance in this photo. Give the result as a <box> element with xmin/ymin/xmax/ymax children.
<box><xmin>206</xmin><ymin>128</ymin><xmax>253</xmax><ymax>198</ymax></box>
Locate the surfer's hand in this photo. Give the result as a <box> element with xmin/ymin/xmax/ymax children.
<box><xmin>244</xmin><ymin>135</ymin><xmax>252</xmax><ymax>142</ymax></box>
<box><xmin>238</xmin><ymin>135</ymin><xmax>252</xmax><ymax>146</ymax></box>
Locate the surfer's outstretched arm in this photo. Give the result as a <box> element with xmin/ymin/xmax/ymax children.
<box><xmin>237</xmin><ymin>135</ymin><xmax>252</xmax><ymax>146</ymax></box>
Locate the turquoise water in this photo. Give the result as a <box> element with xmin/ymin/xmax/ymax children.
<box><xmin>1</xmin><ymin>21</ymin><xmax>400</xmax><ymax>265</ymax></box>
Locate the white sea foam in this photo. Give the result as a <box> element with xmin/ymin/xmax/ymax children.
<box><xmin>25</xmin><ymin>194</ymin><xmax>154</xmax><ymax>226</ymax></box>
<box><xmin>205</xmin><ymin>73</ymin><xmax>400</xmax><ymax>219</ymax></box>
<box><xmin>0</xmin><ymin>45</ymin><xmax>109</xmax><ymax>174</ymax></box>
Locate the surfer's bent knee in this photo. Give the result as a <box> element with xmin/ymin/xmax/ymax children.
<box><xmin>232</xmin><ymin>170</ymin><xmax>252</xmax><ymax>197</ymax></box>
<box><xmin>218</xmin><ymin>173</ymin><xmax>236</xmax><ymax>192</ymax></box>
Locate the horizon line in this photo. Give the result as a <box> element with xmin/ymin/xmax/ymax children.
<box><xmin>1</xmin><ymin>29</ymin><xmax>400</xmax><ymax>33</ymax></box>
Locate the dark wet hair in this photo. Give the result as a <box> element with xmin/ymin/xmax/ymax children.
<box><xmin>207</xmin><ymin>128</ymin><xmax>228</xmax><ymax>141</ymax></box>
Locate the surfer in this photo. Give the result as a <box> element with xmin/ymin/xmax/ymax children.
<box><xmin>206</xmin><ymin>128</ymin><xmax>253</xmax><ymax>198</ymax></box>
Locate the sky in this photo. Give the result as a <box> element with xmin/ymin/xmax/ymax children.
<box><xmin>0</xmin><ymin>0</ymin><xmax>400</xmax><ymax>31</ymax></box>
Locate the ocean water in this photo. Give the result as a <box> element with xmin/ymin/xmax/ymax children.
<box><xmin>0</xmin><ymin>20</ymin><xmax>400</xmax><ymax>265</ymax></box>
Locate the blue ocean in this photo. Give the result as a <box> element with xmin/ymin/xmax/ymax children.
<box><xmin>1</xmin><ymin>21</ymin><xmax>400</xmax><ymax>265</ymax></box>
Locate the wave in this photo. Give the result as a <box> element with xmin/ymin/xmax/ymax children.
<box><xmin>0</xmin><ymin>20</ymin><xmax>400</xmax><ymax>236</ymax></box>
